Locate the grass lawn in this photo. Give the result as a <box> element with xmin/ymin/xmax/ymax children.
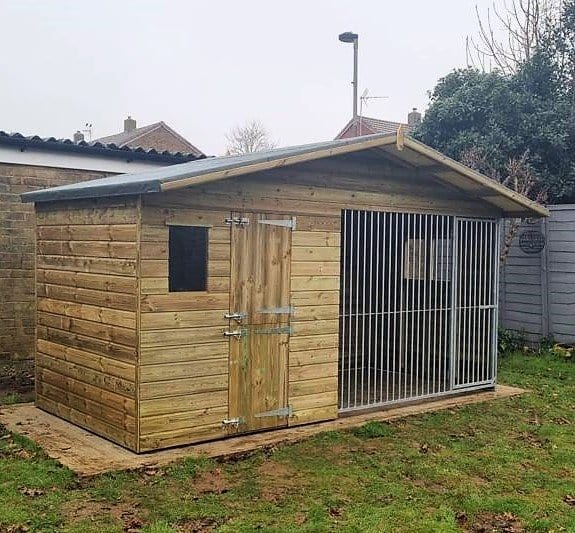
<box><xmin>1</xmin><ymin>352</ymin><xmax>574</xmax><ymax>532</ymax></box>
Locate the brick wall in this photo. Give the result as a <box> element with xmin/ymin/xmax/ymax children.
<box><xmin>0</xmin><ymin>163</ymin><xmax>111</xmax><ymax>393</ymax></box>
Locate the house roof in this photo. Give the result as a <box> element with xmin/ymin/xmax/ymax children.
<box><xmin>335</xmin><ymin>115</ymin><xmax>413</xmax><ymax>138</ymax></box>
<box><xmin>95</xmin><ymin>121</ymin><xmax>204</xmax><ymax>158</ymax></box>
<box><xmin>0</xmin><ymin>130</ymin><xmax>204</xmax><ymax>164</ymax></box>
<box><xmin>21</xmin><ymin>132</ymin><xmax>548</xmax><ymax>218</ymax></box>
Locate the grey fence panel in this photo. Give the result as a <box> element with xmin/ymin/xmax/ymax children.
<box><xmin>500</xmin><ymin>205</ymin><xmax>575</xmax><ymax>344</ymax></box>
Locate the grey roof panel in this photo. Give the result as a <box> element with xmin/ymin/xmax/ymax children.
<box><xmin>22</xmin><ymin>134</ymin><xmax>389</xmax><ymax>203</ymax></box>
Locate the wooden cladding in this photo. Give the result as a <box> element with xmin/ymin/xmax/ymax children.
<box><xmin>35</xmin><ymin>198</ymin><xmax>139</xmax><ymax>451</ymax></box>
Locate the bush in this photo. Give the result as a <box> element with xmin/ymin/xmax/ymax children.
<box><xmin>498</xmin><ymin>328</ymin><xmax>527</xmax><ymax>356</ymax></box>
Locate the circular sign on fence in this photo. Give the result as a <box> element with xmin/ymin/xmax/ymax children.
<box><xmin>519</xmin><ymin>229</ymin><xmax>546</xmax><ymax>254</ymax></box>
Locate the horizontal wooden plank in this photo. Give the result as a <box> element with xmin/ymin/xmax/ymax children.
<box><xmin>139</xmin><ymin>422</ymin><xmax>226</xmax><ymax>452</ymax></box>
<box><xmin>290</xmin><ymin>390</ymin><xmax>338</xmax><ymax>411</ymax></box>
<box><xmin>141</xmin><ymin>277</ymin><xmax>169</xmax><ymax>295</ymax></box>
<box><xmin>37</xmin><ymin>224</ymin><xmax>137</xmax><ymax>242</ymax></box>
<box><xmin>289</xmin><ymin>376</ymin><xmax>338</xmax><ymax>397</ymax></box>
<box><xmin>140</xmin><ymin>406</ymin><xmax>228</xmax><ymax>435</ymax></box>
<box><xmin>37</xmin><ymin>352</ymin><xmax>135</xmax><ymax>397</ymax></box>
<box><xmin>293</xmin><ymin>319</ymin><xmax>339</xmax><ymax>336</ymax></box>
<box><xmin>140</xmin><ymin>386</ymin><xmax>228</xmax><ymax>410</ymax></box>
<box><xmin>39</xmin><ymin>326</ymin><xmax>137</xmax><ymax>363</ymax></box>
<box><xmin>289</xmin><ymin>362</ymin><xmax>338</xmax><ymax>382</ymax></box>
<box><xmin>292</xmin><ymin>231</ymin><xmax>340</xmax><ymax>247</ymax></box>
<box><xmin>140</xmin><ymin>225</ymin><xmax>168</xmax><ymax>242</ymax></box>
<box><xmin>37</xmin><ymin>255</ymin><xmax>137</xmax><ymax>277</ymax></box>
<box><xmin>291</xmin><ymin>261</ymin><xmax>340</xmax><ymax>276</ymax></box>
<box><xmin>36</xmin><ymin>395</ymin><xmax>136</xmax><ymax>451</ymax></box>
<box><xmin>292</xmin><ymin>246</ymin><xmax>340</xmax><ymax>262</ymax></box>
<box><xmin>37</xmin><ymin>240</ymin><xmax>137</xmax><ymax>259</ymax></box>
<box><xmin>141</xmin><ymin>206</ymin><xmax>229</xmax><ymax>227</ymax></box>
<box><xmin>292</xmin><ymin>305</ymin><xmax>339</xmax><ymax>322</ymax></box>
<box><xmin>290</xmin><ymin>290</ymin><xmax>340</xmax><ymax>306</ymax></box>
<box><xmin>37</xmin><ymin>380</ymin><xmax>136</xmax><ymax>434</ymax></box>
<box><xmin>37</xmin><ymin>298</ymin><xmax>136</xmax><ymax>329</ymax></box>
<box><xmin>36</xmin><ymin>205</ymin><xmax>137</xmax><ymax>226</ymax></box>
<box><xmin>141</xmin><ymin>326</ymin><xmax>225</xmax><ymax>348</ymax></box>
<box><xmin>140</xmin><ymin>259</ymin><xmax>230</xmax><ymax>278</ymax></box>
<box><xmin>38</xmin><ymin>312</ymin><xmax>137</xmax><ymax>348</ymax></box>
<box><xmin>140</xmin><ymin>342</ymin><xmax>228</xmax><ymax>365</ymax></box>
<box><xmin>141</xmin><ymin>293</ymin><xmax>229</xmax><ymax>312</ymax></box>
<box><xmin>37</xmin><ymin>269</ymin><xmax>137</xmax><ymax>294</ymax></box>
<box><xmin>37</xmin><ymin>283</ymin><xmax>137</xmax><ymax>311</ymax></box>
<box><xmin>140</xmin><ymin>374</ymin><xmax>228</xmax><ymax>400</ymax></box>
<box><xmin>38</xmin><ymin>366</ymin><xmax>136</xmax><ymax>417</ymax></box>
<box><xmin>291</xmin><ymin>276</ymin><xmax>339</xmax><ymax>291</ymax></box>
<box><xmin>290</xmin><ymin>333</ymin><xmax>339</xmax><ymax>351</ymax></box>
<box><xmin>140</xmin><ymin>358</ymin><xmax>228</xmax><ymax>383</ymax></box>
<box><xmin>289</xmin><ymin>347</ymin><xmax>338</xmax><ymax>367</ymax></box>
<box><xmin>37</xmin><ymin>338</ymin><xmax>135</xmax><ymax>381</ymax></box>
<box><xmin>296</xmin><ymin>216</ymin><xmax>340</xmax><ymax>232</ymax></box>
<box><xmin>141</xmin><ymin>310</ymin><xmax>226</xmax><ymax>330</ymax></box>
<box><xmin>289</xmin><ymin>404</ymin><xmax>338</xmax><ymax>427</ymax></box>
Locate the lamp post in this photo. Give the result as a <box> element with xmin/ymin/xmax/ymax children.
<box><xmin>339</xmin><ymin>31</ymin><xmax>359</xmax><ymax>118</ymax></box>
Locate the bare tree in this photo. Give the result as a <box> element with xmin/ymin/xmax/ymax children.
<box><xmin>225</xmin><ymin>120</ymin><xmax>276</xmax><ymax>155</ymax></box>
<box><xmin>466</xmin><ymin>0</ymin><xmax>561</xmax><ymax>74</ymax></box>
<box><xmin>461</xmin><ymin>147</ymin><xmax>547</xmax><ymax>263</ymax></box>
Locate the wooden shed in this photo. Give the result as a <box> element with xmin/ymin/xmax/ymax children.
<box><xmin>22</xmin><ymin>133</ymin><xmax>547</xmax><ymax>452</ymax></box>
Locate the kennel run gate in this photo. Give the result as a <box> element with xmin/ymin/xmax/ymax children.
<box><xmin>339</xmin><ymin>210</ymin><xmax>500</xmax><ymax>412</ymax></box>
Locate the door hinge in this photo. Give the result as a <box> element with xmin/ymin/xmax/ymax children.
<box><xmin>257</xmin><ymin>305</ymin><xmax>295</xmax><ymax>316</ymax></box>
<box><xmin>258</xmin><ymin>217</ymin><xmax>296</xmax><ymax>230</ymax></box>
<box><xmin>255</xmin><ymin>406</ymin><xmax>293</xmax><ymax>419</ymax></box>
<box><xmin>222</xmin><ymin>417</ymin><xmax>245</xmax><ymax>428</ymax></box>
<box><xmin>225</xmin><ymin>217</ymin><xmax>250</xmax><ymax>226</ymax></box>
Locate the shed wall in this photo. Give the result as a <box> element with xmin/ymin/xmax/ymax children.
<box><xmin>35</xmin><ymin>197</ymin><xmax>139</xmax><ymax>450</ymax></box>
<box><xmin>136</xmin><ymin>166</ymin><xmax>499</xmax><ymax>450</ymax></box>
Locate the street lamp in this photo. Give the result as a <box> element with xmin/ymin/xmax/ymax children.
<box><xmin>339</xmin><ymin>31</ymin><xmax>359</xmax><ymax>118</ymax></box>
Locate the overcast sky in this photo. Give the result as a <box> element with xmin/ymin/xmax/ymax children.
<box><xmin>0</xmin><ymin>1</ymin><xmax>500</xmax><ymax>155</ymax></box>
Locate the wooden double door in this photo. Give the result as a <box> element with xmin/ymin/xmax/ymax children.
<box><xmin>227</xmin><ymin>212</ymin><xmax>293</xmax><ymax>433</ymax></box>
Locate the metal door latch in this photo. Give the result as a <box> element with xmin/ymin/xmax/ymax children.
<box><xmin>224</xmin><ymin>217</ymin><xmax>249</xmax><ymax>226</ymax></box>
<box><xmin>222</xmin><ymin>417</ymin><xmax>244</xmax><ymax>428</ymax></box>
<box><xmin>224</xmin><ymin>311</ymin><xmax>246</xmax><ymax>323</ymax></box>
<box><xmin>224</xmin><ymin>329</ymin><xmax>245</xmax><ymax>339</ymax></box>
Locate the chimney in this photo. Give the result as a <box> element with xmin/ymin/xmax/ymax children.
<box><xmin>124</xmin><ymin>116</ymin><xmax>136</xmax><ymax>133</ymax></box>
<box><xmin>408</xmin><ymin>108</ymin><xmax>422</xmax><ymax>127</ymax></box>
<box><xmin>73</xmin><ymin>130</ymin><xmax>85</xmax><ymax>143</ymax></box>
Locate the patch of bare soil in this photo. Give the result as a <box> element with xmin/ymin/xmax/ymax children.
<box><xmin>257</xmin><ymin>460</ymin><xmax>304</xmax><ymax>503</ymax></box>
<box><xmin>192</xmin><ymin>468</ymin><xmax>229</xmax><ymax>495</ymax></box>
<box><xmin>61</xmin><ymin>499</ymin><xmax>146</xmax><ymax>532</ymax></box>
<box><xmin>457</xmin><ymin>511</ymin><xmax>525</xmax><ymax>532</ymax></box>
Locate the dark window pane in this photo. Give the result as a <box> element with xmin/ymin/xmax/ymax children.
<box><xmin>168</xmin><ymin>226</ymin><xmax>208</xmax><ymax>292</ymax></box>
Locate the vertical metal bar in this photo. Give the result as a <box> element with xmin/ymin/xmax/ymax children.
<box><xmin>405</xmin><ymin>213</ymin><xmax>412</xmax><ymax>399</ymax></box>
<box><xmin>493</xmin><ymin>220</ymin><xmax>500</xmax><ymax>383</ymax></box>
<box><xmin>366</xmin><ymin>212</ymin><xmax>373</xmax><ymax>405</ymax></box>
<box><xmin>480</xmin><ymin>221</ymin><xmax>486</xmax><ymax>382</ymax></box>
<box><xmin>415</xmin><ymin>214</ymin><xmax>422</xmax><ymax>397</ymax></box>
<box><xmin>375</xmin><ymin>211</ymin><xmax>381</xmax><ymax>404</ymax></box>
<box><xmin>378</xmin><ymin>212</ymin><xmax>384</xmax><ymax>403</ymax></box>
<box><xmin>426</xmin><ymin>215</ymin><xmax>431</xmax><ymax>395</ymax></box>
<box><xmin>385</xmin><ymin>212</ymin><xmax>391</xmax><ymax>402</ymax></box>
<box><xmin>392</xmin><ymin>213</ymin><xmax>399</xmax><ymax>401</ymax></box>
<box><xmin>449</xmin><ymin>217</ymin><xmax>459</xmax><ymax>391</ymax></box>
<box><xmin>399</xmin><ymin>212</ymin><xmax>406</xmax><ymax>400</ymax></box>
<box><xmin>354</xmin><ymin>211</ymin><xmax>360</xmax><ymax>407</ymax></box>
<box><xmin>349</xmin><ymin>210</ymin><xmax>356</xmax><ymax>408</ymax></box>
<box><xmin>471</xmin><ymin>220</ymin><xmax>478</xmax><ymax>384</ymax></box>
<box><xmin>360</xmin><ymin>211</ymin><xmax>367</xmax><ymax>406</ymax></box>
<box><xmin>340</xmin><ymin>210</ymin><xmax>347</xmax><ymax>408</ymax></box>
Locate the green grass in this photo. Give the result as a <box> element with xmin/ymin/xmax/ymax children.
<box><xmin>1</xmin><ymin>351</ymin><xmax>574</xmax><ymax>532</ymax></box>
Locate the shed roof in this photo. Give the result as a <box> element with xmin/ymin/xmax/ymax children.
<box><xmin>21</xmin><ymin>133</ymin><xmax>548</xmax><ymax>217</ymax></box>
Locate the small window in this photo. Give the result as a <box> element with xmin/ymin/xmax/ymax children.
<box><xmin>168</xmin><ymin>226</ymin><xmax>208</xmax><ymax>292</ymax></box>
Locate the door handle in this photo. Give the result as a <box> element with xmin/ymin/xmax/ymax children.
<box><xmin>224</xmin><ymin>312</ymin><xmax>246</xmax><ymax>323</ymax></box>
<box><xmin>224</xmin><ymin>329</ymin><xmax>244</xmax><ymax>339</ymax></box>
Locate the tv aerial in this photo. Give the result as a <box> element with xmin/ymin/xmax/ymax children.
<box><xmin>359</xmin><ymin>88</ymin><xmax>389</xmax><ymax>117</ymax></box>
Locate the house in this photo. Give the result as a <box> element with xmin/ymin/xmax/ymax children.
<box><xmin>22</xmin><ymin>132</ymin><xmax>546</xmax><ymax>452</ymax></box>
<box><xmin>0</xmin><ymin>130</ymin><xmax>204</xmax><ymax>390</ymax></box>
<box><xmin>335</xmin><ymin>108</ymin><xmax>422</xmax><ymax>139</ymax></box>
<box><xmin>95</xmin><ymin>117</ymin><xmax>204</xmax><ymax>157</ymax></box>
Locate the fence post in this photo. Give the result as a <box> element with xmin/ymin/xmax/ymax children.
<box><xmin>540</xmin><ymin>217</ymin><xmax>549</xmax><ymax>339</ymax></box>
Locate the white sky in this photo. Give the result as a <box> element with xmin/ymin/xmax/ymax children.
<box><xmin>0</xmin><ymin>0</ymin><xmax>499</xmax><ymax>155</ymax></box>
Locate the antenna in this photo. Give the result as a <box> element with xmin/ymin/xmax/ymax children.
<box><xmin>358</xmin><ymin>89</ymin><xmax>389</xmax><ymax>135</ymax></box>
<box><xmin>82</xmin><ymin>123</ymin><xmax>93</xmax><ymax>141</ymax></box>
